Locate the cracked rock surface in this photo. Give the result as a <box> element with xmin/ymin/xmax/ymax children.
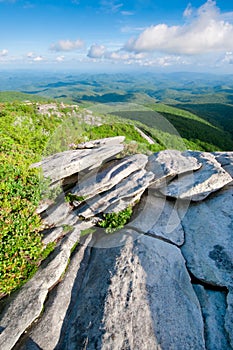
<box><xmin>1</xmin><ymin>140</ymin><xmax>233</xmax><ymax>350</ymax></box>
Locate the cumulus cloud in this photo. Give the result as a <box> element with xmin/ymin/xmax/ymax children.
<box><xmin>125</xmin><ymin>0</ymin><xmax>233</xmax><ymax>55</ymax></box>
<box><xmin>50</xmin><ymin>39</ymin><xmax>84</xmax><ymax>52</ymax></box>
<box><xmin>0</xmin><ymin>49</ymin><xmax>8</xmax><ymax>56</ymax></box>
<box><xmin>87</xmin><ymin>44</ymin><xmax>106</xmax><ymax>58</ymax></box>
<box><xmin>33</xmin><ymin>56</ymin><xmax>44</xmax><ymax>62</ymax></box>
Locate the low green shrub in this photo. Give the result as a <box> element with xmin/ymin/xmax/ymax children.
<box><xmin>98</xmin><ymin>207</ymin><xmax>133</xmax><ymax>233</ymax></box>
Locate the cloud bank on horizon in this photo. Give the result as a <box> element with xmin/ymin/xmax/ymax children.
<box><xmin>0</xmin><ymin>0</ymin><xmax>233</xmax><ymax>72</ymax></box>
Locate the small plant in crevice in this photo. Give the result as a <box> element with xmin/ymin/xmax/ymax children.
<box><xmin>65</xmin><ymin>193</ymin><xmax>86</xmax><ymax>204</ymax></box>
<box><xmin>98</xmin><ymin>207</ymin><xmax>133</xmax><ymax>234</ymax></box>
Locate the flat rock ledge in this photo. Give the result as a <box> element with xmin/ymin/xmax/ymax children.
<box><xmin>1</xmin><ymin>139</ymin><xmax>233</xmax><ymax>350</ymax></box>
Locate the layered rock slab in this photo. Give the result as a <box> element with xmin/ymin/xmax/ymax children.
<box><xmin>161</xmin><ymin>151</ymin><xmax>232</xmax><ymax>201</ymax></box>
<box><xmin>71</xmin><ymin>153</ymin><xmax>149</xmax><ymax>199</ymax></box>
<box><xmin>31</xmin><ymin>136</ymin><xmax>125</xmax><ymax>184</ymax></box>
<box><xmin>76</xmin><ymin>169</ymin><xmax>155</xmax><ymax>218</ymax></box>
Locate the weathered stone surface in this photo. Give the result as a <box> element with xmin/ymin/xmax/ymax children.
<box><xmin>76</xmin><ymin>136</ymin><xmax>125</xmax><ymax>149</ymax></box>
<box><xmin>31</xmin><ymin>137</ymin><xmax>125</xmax><ymax>184</ymax></box>
<box><xmin>42</xmin><ymin>226</ymin><xmax>64</xmax><ymax>245</ymax></box>
<box><xmin>54</xmin><ymin>230</ymin><xmax>204</xmax><ymax>350</ymax></box>
<box><xmin>15</xmin><ymin>234</ymin><xmax>94</xmax><ymax>350</ymax></box>
<box><xmin>41</xmin><ymin>200</ymin><xmax>70</xmax><ymax>227</ymax></box>
<box><xmin>129</xmin><ymin>192</ymin><xmax>184</xmax><ymax>246</ymax></box>
<box><xmin>225</xmin><ymin>290</ymin><xmax>233</xmax><ymax>348</ymax></box>
<box><xmin>13</xmin><ymin>230</ymin><xmax>204</xmax><ymax>350</ymax></box>
<box><xmin>147</xmin><ymin>149</ymin><xmax>202</xmax><ymax>187</ymax></box>
<box><xmin>76</xmin><ymin>169</ymin><xmax>155</xmax><ymax>218</ymax></box>
<box><xmin>180</xmin><ymin>186</ymin><xmax>233</xmax><ymax>287</ymax></box>
<box><xmin>213</xmin><ymin>152</ymin><xmax>233</xmax><ymax>178</ymax></box>
<box><xmin>193</xmin><ymin>285</ymin><xmax>231</xmax><ymax>350</ymax></box>
<box><xmin>161</xmin><ymin>151</ymin><xmax>232</xmax><ymax>201</ymax></box>
<box><xmin>71</xmin><ymin>153</ymin><xmax>148</xmax><ymax>199</ymax></box>
<box><xmin>0</xmin><ymin>222</ymin><xmax>92</xmax><ymax>350</ymax></box>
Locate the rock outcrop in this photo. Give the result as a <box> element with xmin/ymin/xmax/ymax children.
<box><xmin>1</xmin><ymin>138</ymin><xmax>233</xmax><ymax>350</ymax></box>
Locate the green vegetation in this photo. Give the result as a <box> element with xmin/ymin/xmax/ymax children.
<box><xmin>98</xmin><ymin>207</ymin><xmax>133</xmax><ymax>233</ymax></box>
<box><xmin>0</xmin><ymin>101</ymin><xmax>69</xmax><ymax>297</ymax></box>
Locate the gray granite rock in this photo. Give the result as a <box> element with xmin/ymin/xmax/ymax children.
<box><xmin>76</xmin><ymin>169</ymin><xmax>155</xmax><ymax>218</ymax></box>
<box><xmin>193</xmin><ymin>285</ymin><xmax>231</xmax><ymax>350</ymax></box>
<box><xmin>63</xmin><ymin>230</ymin><xmax>204</xmax><ymax>350</ymax></box>
<box><xmin>41</xmin><ymin>200</ymin><xmax>70</xmax><ymax>227</ymax></box>
<box><xmin>213</xmin><ymin>152</ymin><xmax>233</xmax><ymax>178</ymax></box>
<box><xmin>71</xmin><ymin>153</ymin><xmax>148</xmax><ymax>199</ymax></box>
<box><xmin>180</xmin><ymin>186</ymin><xmax>233</xmax><ymax>287</ymax></box>
<box><xmin>76</xmin><ymin>136</ymin><xmax>125</xmax><ymax>149</ymax></box>
<box><xmin>225</xmin><ymin>290</ymin><xmax>233</xmax><ymax>348</ymax></box>
<box><xmin>31</xmin><ymin>137</ymin><xmax>125</xmax><ymax>184</ymax></box>
<box><xmin>129</xmin><ymin>192</ymin><xmax>185</xmax><ymax>246</ymax></box>
<box><xmin>42</xmin><ymin>226</ymin><xmax>64</xmax><ymax>245</ymax></box>
<box><xmin>161</xmin><ymin>151</ymin><xmax>232</xmax><ymax>201</ymax></box>
<box><xmin>147</xmin><ymin>149</ymin><xmax>202</xmax><ymax>188</ymax></box>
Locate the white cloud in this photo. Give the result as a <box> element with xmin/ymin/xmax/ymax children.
<box><xmin>0</xmin><ymin>49</ymin><xmax>8</xmax><ymax>56</ymax></box>
<box><xmin>121</xmin><ymin>11</ymin><xmax>134</xmax><ymax>16</ymax></box>
<box><xmin>87</xmin><ymin>44</ymin><xmax>106</xmax><ymax>58</ymax></box>
<box><xmin>125</xmin><ymin>0</ymin><xmax>233</xmax><ymax>55</ymax></box>
<box><xmin>56</xmin><ymin>55</ymin><xmax>65</xmax><ymax>62</ymax></box>
<box><xmin>27</xmin><ymin>52</ymin><xmax>34</xmax><ymax>58</ymax></box>
<box><xmin>33</xmin><ymin>56</ymin><xmax>44</xmax><ymax>62</ymax></box>
<box><xmin>50</xmin><ymin>39</ymin><xmax>84</xmax><ymax>52</ymax></box>
<box><xmin>221</xmin><ymin>51</ymin><xmax>233</xmax><ymax>64</ymax></box>
<box><xmin>183</xmin><ymin>3</ymin><xmax>193</xmax><ymax>18</ymax></box>
<box><xmin>100</xmin><ymin>0</ymin><xmax>123</xmax><ymax>13</ymax></box>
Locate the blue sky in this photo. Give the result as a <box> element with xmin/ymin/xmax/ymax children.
<box><xmin>1</xmin><ymin>0</ymin><xmax>233</xmax><ymax>73</ymax></box>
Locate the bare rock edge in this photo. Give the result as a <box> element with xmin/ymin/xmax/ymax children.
<box><xmin>1</xmin><ymin>137</ymin><xmax>233</xmax><ymax>350</ymax></box>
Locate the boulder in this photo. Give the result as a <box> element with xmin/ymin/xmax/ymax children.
<box><xmin>180</xmin><ymin>186</ymin><xmax>233</xmax><ymax>288</ymax></box>
<box><xmin>146</xmin><ymin>149</ymin><xmax>202</xmax><ymax>188</ymax></box>
<box><xmin>31</xmin><ymin>137</ymin><xmax>125</xmax><ymax>184</ymax></box>
<box><xmin>54</xmin><ymin>230</ymin><xmax>204</xmax><ymax>350</ymax></box>
<box><xmin>161</xmin><ymin>151</ymin><xmax>232</xmax><ymax>201</ymax></box>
